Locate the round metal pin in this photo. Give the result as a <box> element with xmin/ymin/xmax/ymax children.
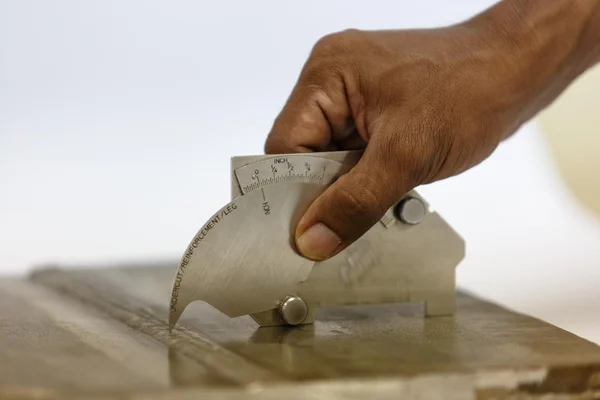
<box><xmin>395</xmin><ymin>197</ymin><xmax>427</xmax><ymax>225</ymax></box>
<box><xmin>278</xmin><ymin>296</ymin><xmax>308</xmax><ymax>325</ymax></box>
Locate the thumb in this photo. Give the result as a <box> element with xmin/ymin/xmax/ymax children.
<box><xmin>295</xmin><ymin>143</ymin><xmax>407</xmax><ymax>261</ymax></box>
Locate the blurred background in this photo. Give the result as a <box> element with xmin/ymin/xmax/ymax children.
<box><xmin>1</xmin><ymin>1</ymin><xmax>599</xmax><ymax>343</ymax></box>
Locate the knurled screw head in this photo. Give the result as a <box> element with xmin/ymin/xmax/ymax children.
<box><xmin>394</xmin><ymin>196</ymin><xmax>427</xmax><ymax>225</ymax></box>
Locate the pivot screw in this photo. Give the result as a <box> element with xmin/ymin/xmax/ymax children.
<box><xmin>395</xmin><ymin>197</ymin><xmax>427</xmax><ymax>225</ymax></box>
<box><xmin>278</xmin><ymin>296</ymin><xmax>308</xmax><ymax>325</ymax></box>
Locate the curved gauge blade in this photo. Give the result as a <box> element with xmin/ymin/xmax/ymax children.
<box><xmin>169</xmin><ymin>182</ymin><xmax>326</xmax><ymax>329</ymax></box>
<box><xmin>234</xmin><ymin>155</ymin><xmax>352</xmax><ymax>196</ymax></box>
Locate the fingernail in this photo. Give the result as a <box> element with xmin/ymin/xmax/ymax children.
<box><xmin>296</xmin><ymin>223</ymin><xmax>342</xmax><ymax>260</ymax></box>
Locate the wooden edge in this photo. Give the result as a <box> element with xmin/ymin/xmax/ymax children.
<box><xmin>2</xmin><ymin>366</ymin><xmax>600</xmax><ymax>400</ymax></box>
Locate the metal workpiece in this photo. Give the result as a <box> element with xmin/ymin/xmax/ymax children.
<box><xmin>169</xmin><ymin>150</ymin><xmax>465</xmax><ymax>329</ymax></box>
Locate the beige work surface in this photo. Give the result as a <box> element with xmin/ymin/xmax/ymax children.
<box><xmin>1</xmin><ymin>263</ymin><xmax>599</xmax><ymax>400</ymax></box>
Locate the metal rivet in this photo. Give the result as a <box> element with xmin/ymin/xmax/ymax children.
<box><xmin>395</xmin><ymin>197</ymin><xmax>427</xmax><ymax>225</ymax></box>
<box><xmin>278</xmin><ymin>296</ymin><xmax>308</xmax><ymax>325</ymax></box>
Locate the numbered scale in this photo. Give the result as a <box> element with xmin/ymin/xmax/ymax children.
<box><xmin>169</xmin><ymin>150</ymin><xmax>465</xmax><ymax>329</ymax></box>
<box><xmin>234</xmin><ymin>155</ymin><xmax>350</xmax><ymax>194</ymax></box>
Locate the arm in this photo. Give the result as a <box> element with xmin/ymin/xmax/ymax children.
<box><xmin>468</xmin><ymin>0</ymin><xmax>600</xmax><ymax>129</ymax></box>
<box><xmin>264</xmin><ymin>0</ymin><xmax>600</xmax><ymax>261</ymax></box>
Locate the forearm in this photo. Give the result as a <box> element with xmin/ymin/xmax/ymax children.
<box><xmin>491</xmin><ymin>0</ymin><xmax>598</xmax><ymax>70</ymax></box>
<box><xmin>468</xmin><ymin>0</ymin><xmax>600</xmax><ymax>125</ymax></box>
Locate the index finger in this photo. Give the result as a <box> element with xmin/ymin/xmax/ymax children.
<box><xmin>264</xmin><ymin>67</ymin><xmax>351</xmax><ymax>154</ymax></box>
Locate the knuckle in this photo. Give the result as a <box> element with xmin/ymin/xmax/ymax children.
<box><xmin>312</xmin><ymin>31</ymin><xmax>345</xmax><ymax>55</ymax></box>
<box><xmin>313</xmin><ymin>29</ymin><xmax>364</xmax><ymax>54</ymax></box>
<box><xmin>303</xmin><ymin>29</ymin><xmax>365</xmax><ymax>82</ymax></box>
<box><xmin>303</xmin><ymin>84</ymin><xmax>329</xmax><ymax>103</ymax></box>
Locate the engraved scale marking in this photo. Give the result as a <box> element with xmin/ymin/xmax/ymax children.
<box><xmin>234</xmin><ymin>156</ymin><xmax>350</xmax><ymax>196</ymax></box>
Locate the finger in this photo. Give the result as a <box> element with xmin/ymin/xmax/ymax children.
<box><xmin>264</xmin><ymin>68</ymin><xmax>351</xmax><ymax>154</ymax></box>
<box><xmin>294</xmin><ymin>139</ymin><xmax>408</xmax><ymax>260</ymax></box>
<box><xmin>337</xmin><ymin>130</ymin><xmax>367</xmax><ymax>150</ymax></box>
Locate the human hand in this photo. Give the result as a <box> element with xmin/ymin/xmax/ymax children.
<box><xmin>264</xmin><ymin>1</ymin><xmax>600</xmax><ymax>261</ymax></box>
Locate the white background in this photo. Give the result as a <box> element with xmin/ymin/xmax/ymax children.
<box><xmin>2</xmin><ymin>0</ymin><xmax>600</xmax><ymax>343</ymax></box>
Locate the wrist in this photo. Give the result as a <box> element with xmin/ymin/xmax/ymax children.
<box><xmin>465</xmin><ymin>0</ymin><xmax>600</xmax><ymax>124</ymax></box>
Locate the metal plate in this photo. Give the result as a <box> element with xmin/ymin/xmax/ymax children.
<box><xmin>228</xmin><ymin>151</ymin><xmax>465</xmax><ymax>327</ymax></box>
